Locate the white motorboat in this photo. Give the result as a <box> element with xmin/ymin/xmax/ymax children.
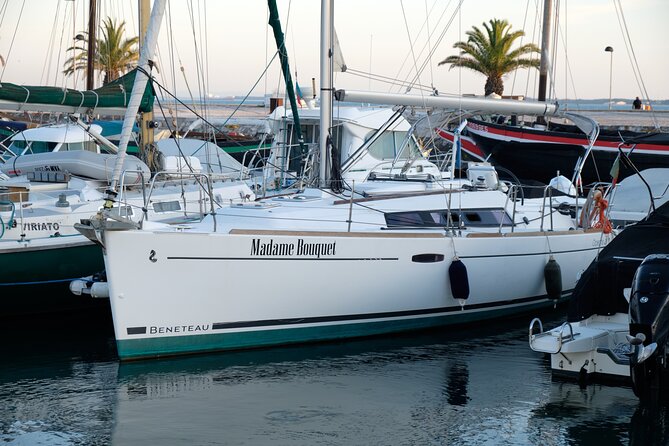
<box><xmin>529</xmin><ymin>313</ymin><xmax>632</xmax><ymax>382</ymax></box>
<box><xmin>529</xmin><ymin>200</ymin><xmax>669</xmax><ymax>393</ymax></box>
<box><xmin>0</xmin><ymin>123</ymin><xmax>149</xmax><ymax>183</ymax></box>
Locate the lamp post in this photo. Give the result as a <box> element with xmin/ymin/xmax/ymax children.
<box><xmin>605</xmin><ymin>46</ymin><xmax>613</xmax><ymax>110</ymax></box>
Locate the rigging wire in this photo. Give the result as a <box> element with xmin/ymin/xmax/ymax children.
<box><xmin>389</xmin><ymin>0</ymin><xmax>456</xmax><ymax>94</ymax></box>
<box><xmin>343</xmin><ymin>68</ymin><xmax>436</xmax><ymax>94</ymax></box>
<box><xmin>613</xmin><ymin>0</ymin><xmax>659</xmax><ymax>129</ymax></box>
<box><xmin>0</xmin><ymin>0</ymin><xmax>9</xmax><ymax>29</ymax></box>
<box><xmin>388</xmin><ymin>0</ymin><xmax>442</xmax><ymax>93</ymax></box>
<box><xmin>402</xmin><ymin>0</ymin><xmax>463</xmax><ymax>95</ymax></box>
<box><xmin>553</xmin><ymin>3</ymin><xmax>581</xmax><ymax>106</ymax></box>
<box><xmin>563</xmin><ymin>0</ymin><xmax>567</xmax><ymax>102</ymax></box>
<box><xmin>548</xmin><ymin>0</ymin><xmax>560</xmax><ymax>102</ymax></box>
<box><xmin>264</xmin><ymin>6</ymin><xmax>269</xmax><ymax>99</ymax></box>
<box><xmin>399</xmin><ymin>0</ymin><xmax>436</xmax><ymax>156</ymax></box>
<box><xmin>142</xmin><ymin>50</ymin><xmax>280</xmax><ymax>147</ymax></box>
<box><xmin>55</xmin><ymin>1</ymin><xmax>73</xmax><ymax>89</ymax></box>
<box><xmin>509</xmin><ymin>0</ymin><xmax>532</xmax><ymax>97</ymax></box>
<box><xmin>400</xmin><ymin>0</ymin><xmax>424</xmax><ymax>94</ymax></box>
<box><xmin>424</xmin><ymin>0</ymin><xmax>435</xmax><ymax>91</ymax></box>
<box><xmin>164</xmin><ymin>1</ymin><xmax>180</xmax><ymax>133</ymax></box>
<box><xmin>40</xmin><ymin>1</ymin><xmax>61</xmax><ymax>85</ymax></box>
<box><xmin>0</xmin><ymin>0</ymin><xmax>25</xmax><ymax>83</ymax></box>
<box><xmin>0</xmin><ymin>0</ymin><xmax>10</xmax><ymax>66</ymax></box>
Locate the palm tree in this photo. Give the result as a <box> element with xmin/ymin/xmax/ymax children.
<box><xmin>439</xmin><ymin>19</ymin><xmax>539</xmax><ymax>96</ymax></box>
<box><xmin>63</xmin><ymin>17</ymin><xmax>139</xmax><ymax>85</ymax></box>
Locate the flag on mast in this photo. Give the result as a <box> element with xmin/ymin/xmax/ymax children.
<box><xmin>610</xmin><ymin>155</ymin><xmax>621</xmax><ymax>186</ymax></box>
<box><xmin>295</xmin><ymin>77</ymin><xmax>304</xmax><ymax>108</ymax></box>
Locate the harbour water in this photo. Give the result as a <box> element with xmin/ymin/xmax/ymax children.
<box><xmin>2</xmin><ymin>309</ymin><xmax>669</xmax><ymax>445</ymax></box>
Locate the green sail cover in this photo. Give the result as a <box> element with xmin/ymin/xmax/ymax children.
<box><xmin>0</xmin><ymin>68</ymin><xmax>154</xmax><ymax>113</ymax></box>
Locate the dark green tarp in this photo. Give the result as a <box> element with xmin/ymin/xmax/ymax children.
<box><xmin>0</xmin><ymin>68</ymin><xmax>153</xmax><ymax>113</ymax></box>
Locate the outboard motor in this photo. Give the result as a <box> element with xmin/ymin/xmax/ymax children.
<box><xmin>628</xmin><ymin>254</ymin><xmax>669</xmax><ymax>399</ymax></box>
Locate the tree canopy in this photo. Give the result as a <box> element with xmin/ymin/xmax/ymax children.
<box><xmin>439</xmin><ymin>19</ymin><xmax>539</xmax><ymax>96</ymax></box>
<box><xmin>63</xmin><ymin>17</ymin><xmax>139</xmax><ymax>86</ymax></box>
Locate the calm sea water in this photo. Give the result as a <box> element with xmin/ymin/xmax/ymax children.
<box><xmin>2</xmin><ymin>310</ymin><xmax>669</xmax><ymax>445</ymax></box>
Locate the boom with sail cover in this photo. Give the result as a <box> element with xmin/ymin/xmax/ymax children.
<box><xmin>0</xmin><ymin>69</ymin><xmax>153</xmax><ymax>115</ymax></box>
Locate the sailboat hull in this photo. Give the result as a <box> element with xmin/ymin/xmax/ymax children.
<box><xmin>102</xmin><ymin>228</ymin><xmax>609</xmax><ymax>360</ymax></box>
<box><xmin>0</xmin><ymin>240</ymin><xmax>106</xmax><ymax>316</ymax></box>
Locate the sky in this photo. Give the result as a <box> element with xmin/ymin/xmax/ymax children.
<box><xmin>0</xmin><ymin>0</ymin><xmax>667</xmax><ymax>102</ymax></box>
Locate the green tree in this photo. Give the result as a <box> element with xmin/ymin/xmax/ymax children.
<box><xmin>439</xmin><ymin>19</ymin><xmax>539</xmax><ymax>96</ymax></box>
<box><xmin>63</xmin><ymin>17</ymin><xmax>139</xmax><ymax>85</ymax></box>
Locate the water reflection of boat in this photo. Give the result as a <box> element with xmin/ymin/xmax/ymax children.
<box><xmin>111</xmin><ymin>321</ymin><xmax>521</xmax><ymax>444</ymax></box>
<box><xmin>2</xmin><ymin>310</ymin><xmax>664</xmax><ymax>445</ymax></box>
<box><xmin>528</xmin><ymin>381</ymin><xmax>638</xmax><ymax>444</ymax></box>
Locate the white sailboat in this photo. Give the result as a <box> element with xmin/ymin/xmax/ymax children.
<box><xmin>75</xmin><ymin>0</ymin><xmax>615</xmax><ymax>360</ymax></box>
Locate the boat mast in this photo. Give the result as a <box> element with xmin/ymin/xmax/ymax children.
<box><xmin>86</xmin><ymin>0</ymin><xmax>97</xmax><ymax>90</ymax></box>
<box><xmin>537</xmin><ymin>0</ymin><xmax>552</xmax><ymax>105</ymax></box>
<box><xmin>106</xmin><ymin>0</ymin><xmax>165</xmax><ymax>201</ymax></box>
<box><xmin>267</xmin><ymin>0</ymin><xmax>306</xmax><ymax>180</ymax></box>
<box><xmin>319</xmin><ymin>0</ymin><xmax>333</xmax><ymax>187</ymax></box>
<box><xmin>138</xmin><ymin>0</ymin><xmax>155</xmax><ymax>153</ymax></box>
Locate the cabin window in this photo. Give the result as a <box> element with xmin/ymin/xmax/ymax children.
<box><xmin>153</xmin><ymin>201</ymin><xmax>182</xmax><ymax>213</ymax></box>
<box><xmin>367</xmin><ymin>132</ymin><xmax>395</xmax><ymax>160</ymax></box>
<box><xmin>465</xmin><ymin>212</ymin><xmax>481</xmax><ymax>222</ymax></box>
<box><xmin>7</xmin><ymin>140</ymin><xmax>27</xmax><ymax>155</ymax></box>
<box><xmin>385</xmin><ymin>208</ymin><xmax>512</xmax><ymax>228</ymax></box>
<box><xmin>366</xmin><ymin>130</ymin><xmax>421</xmax><ymax>160</ymax></box>
<box><xmin>83</xmin><ymin>140</ymin><xmax>98</xmax><ymax>152</ymax></box>
<box><xmin>395</xmin><ymin>131</ymin><xmax>422</xmax><ymax>158</ymax></box>
<box><xmin>386</xmin><ymin>212</ymin><xmax>425</xmax><ymax>226</ymax></box>
<box><xmin>27</xmin><ymin>141</ymin><xmax>58</xmax><ymax>154</ymax></box>
<box><xmin>63</xmin><ymin>142</ymin><xmax>85</xmax><ymax>151</ymax></box>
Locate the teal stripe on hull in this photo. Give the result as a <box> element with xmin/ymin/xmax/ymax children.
<box><xmin>117</xmin><ymin>299</ymin><xmax>555</xmax><ymax>360</ymax></box>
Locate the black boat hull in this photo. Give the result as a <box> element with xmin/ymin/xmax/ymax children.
<box><xmin>465</xmin><ymin>119</ymin><xmax>669</xmax><ymax>186</ymax></box>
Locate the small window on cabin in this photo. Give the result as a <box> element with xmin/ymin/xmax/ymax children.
<box><xmin>367</xmin><ymin>131</ymin><xmax>396</xmax><ymax>160</ymax></box>
<box><xmin>64</xmin><ymin>142</ymin><xmax>85</xmax><ymax>151</ymax></box>
<box><xmin>393</xmin><ymin>131</ymin><xmax>422</xmax><ymax>159</ymax></box>
<box><xmin>386</xmin><ymin>212</ymin><xmax>423</xmax><ymax>227</ymax></box>
<box><xmin>8</xmin><ymin>140</ymin><xmax>27</xmax><ymax>154</ymax></box>
<box><xmin>465</xmin><ymin>212</ymin><xmax>482</xmax><ymax>222</ymax></box>
<box><xmin>430</xmin><ymin>212</ymin><xmax>446</xmax><ymax>225</ymax></box>
<box><xmin>83</xmin><ymin>140</ymin><xmax>98</xmax><ymax>152</ymax></box>
<box><xmin>460</xmin><ymin>209</ymin><xmax>512</xmax><ymax>226</ymax></box>
<box><xmin>28</xmin><ymin>141</ymin><xmax>58</xmax><ymax>154</ymax></box>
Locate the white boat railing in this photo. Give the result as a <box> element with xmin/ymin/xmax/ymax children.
<box><xmin>529</xmin><ymin>318</ymin><xmax>575</xmax><ymax>355</ymax></box>
<box><xmin>116</xmin><ymin>169</ymin><xmax>217</xmax><ymax>226</ymax></box>
<box><xmin>540</xmin><ymin>185</ymin><xmax>554</xmax><ymax>232</ymax></box>
<box><xmin>145</xmin><ymin>171</ymin><xmax>215</xmax><ymax>219</ymax></box>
